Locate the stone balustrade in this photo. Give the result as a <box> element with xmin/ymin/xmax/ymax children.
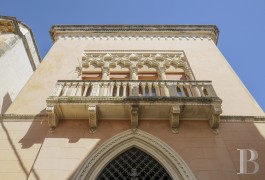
<box><xmin>51</xmin><ymin>80</ymin><xmax>218</xmax><ymax>98</ymax></box>
<box><xmin>47</xmin><ymin>80</ymin><xmax>221</xmax><ymax>132</ymax></box>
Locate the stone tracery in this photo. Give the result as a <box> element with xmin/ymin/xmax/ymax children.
<box><xmin>81</xmin><ymin>51</ymin><xmax>194</xmax><ymax>80</ymax></box>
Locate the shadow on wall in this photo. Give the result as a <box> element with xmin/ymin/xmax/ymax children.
<box><xmin>19</xmin><ymin>109</ymin><xmax>48</xmax><ymax>149</ymax></box>
<box><xmin>1</xmin><ymin>92</ymin><xmax>12</xmax><ymax>114</ymax></box>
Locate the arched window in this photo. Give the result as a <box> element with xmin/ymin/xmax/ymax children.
<box><xmin>97</xmin><ymin>147</ymin><xmax>171</xmax><ymax>179</ymax></box>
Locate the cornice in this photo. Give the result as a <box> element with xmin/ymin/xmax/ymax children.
<box><xmin>0</xmin><ymin>16</ymin><xmax>41</xmax><ymax>69</ymax></box>
<box><xmin>49</xmin><ymin>24</ymin><xmax>219</xmax><ymax>44</ymax></box>
<box><xmin>220</xmin><ymin>115</ymin><xmax>265</xmax><ymax>122</ymax></box>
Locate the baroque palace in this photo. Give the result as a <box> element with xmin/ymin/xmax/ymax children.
<box><xmin>1</xmin><ymin>16</ymin><xmax>265</xmax><ymax>180</ymax></box>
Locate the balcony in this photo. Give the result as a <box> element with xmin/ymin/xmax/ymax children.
<box><xmin>46</xmin><ymin>80</ymin><xmax>222</xmax><ymax>133</ymax></box>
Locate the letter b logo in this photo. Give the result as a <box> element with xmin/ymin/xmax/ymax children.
<box><xmin>237</xmin><ymin>149</ymin><xmax>259</xmax><ymax>174</ymax></box>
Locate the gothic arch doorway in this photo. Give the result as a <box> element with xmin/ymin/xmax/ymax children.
<box><xmin>73</xmin><ymin>129</ymin><xmax>195</xmax><ymax>180</ymax></box>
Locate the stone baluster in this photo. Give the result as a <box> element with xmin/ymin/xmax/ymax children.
<box><xmin>178</xmin><ymin>83</ymin><xmax>186</xmax><ymax>97</ymax></box>
<box><xmin>109</xmin><ymin>82</ymin><xmax>115</xmax><ymax>96</ymax></box>
<box><xmin>198</xmin><ymin>83</ymin><xmax>205</xmax><ymax>97</ymax></box>
<box><xmin>122</xmin><ymin>82</ymin><xmax>127</xmax><ymax>97</ymax></box>
<box><xmin>75</xmin><ymin>82</ymin><xmax>84</xmax><ymax>96</ymax></box>
<box><xmin>83</xmin><ymin>82</ymin><xmax>90</xmax><ymax>96</ymax></box>
<box><xmin>70</xmin><ymin>82</ymin><xmax>78</xmax><ymax>96</ymax></box>
<box><xmin>62</xmin><ymin>82</ymin><xmax>71</xmax><ymax>96</ymax></box>
<box><xmin>191</xmin><ymin>82</ymin><xmax>201</xmax><ymax>97</ymax></box>
<box><xmin>153</xmin><ymin>82</ymin><xmax>160</xmax><ymax>96</ymax></box>
<box><xmin>167</xmin><ymin>82</ymin><xmax>177</xmax><ymax>97</ymax></box>
<box><xmin>147</xmin><ymin>82</ymin><xmax>153</xmax><ymax>96</ymax></box>
<box><xmin>98</xmin><ymin>82</ymin><xmax>104</xmax><ymax>96</ymax></box>
<box><xmin>159</xmin><ymin>82</ymin><xmax>166</xmax><ymax>96</ymax></box>
<box><xmin>116</xmin><ymin>82</ymin><xmax>121</xmax><ymax>97</ymax></box>
<box><xmin>184</xmin><ymin>83</ymin><xmax>193</xmax><ymax>97</ymax></box>
<box><xmin>102</xmin><ymin>82</ymin><xmax>109</xmax><ymax>96</ymax></box>
<box><xmin>141</xmin><ymin>82</ymin><xmax>146</xmax><ymax>96</ymax></box>
<box><xmin>91</xmin><ymin>82</ymin><xmax>101</xmax><ymax>97</ymax></box>
<box><xmin>52</xmin><ymin>82</ymin><xmax>65</xmax><ymax>96</ymax></box>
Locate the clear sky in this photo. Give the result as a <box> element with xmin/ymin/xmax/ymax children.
<box><xmin>1</xmin><ymin>0</ymin><xmax>264</xmax><ymax>112</ymax></box>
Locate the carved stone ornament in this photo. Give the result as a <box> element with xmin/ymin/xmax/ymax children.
<box><xmin>209</xmin><ymin>103</ymin><xmax>222</xmax><ymax>129</ymax></box>
<box><xmin>88</xmin><ymin>105</ymin><xmax>98</xmax><ymax>133</ymax></box>
<box><xmin>131</xmin><ymin>105</ymin><xmax>139</xmax><ymax>129</ymax></box>
<box><xmin>170</xmin><ymin>105</ymin><xmax>180</xmax><ymax>133</ymax></box>
<box><xmin>81</xmin><ymin>50</ymin><xmax>194</xmax><ymax>79</ymax></box>
<box><xmin>73</xmin><ymin>129</ymin><xmax>196</xmax><ymax>180</ymax></box>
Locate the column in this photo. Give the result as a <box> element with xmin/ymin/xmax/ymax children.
<box><xmin>130</xmin><ymin>66</ymin><xmax>138</xmax><ymax>80</ymax></box>
<box><xmin>102</xmin><ymin>67</ymin><xmax>110</xmax><ymax>80</ymax></box>
<box><xmin>158</xmin><ymin>67</ymin><xmax>166</xmax><ymax>80</ymax></box>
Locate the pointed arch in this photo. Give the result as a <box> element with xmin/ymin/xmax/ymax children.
<box><xmin>73</xmin><ymin>129</ymin><xmax>195</xmax><ymax>180</ymax></box>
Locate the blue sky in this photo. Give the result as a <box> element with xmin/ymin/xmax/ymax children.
<box><xmin>1</xmin><ymin>0</ymin><xmax>264</xmax><ymax>112</ymax></box>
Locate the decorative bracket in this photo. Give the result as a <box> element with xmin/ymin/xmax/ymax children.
<box><xmin>46</xmin><ymin>106</ymin><xmax>59</xmax><ymax>132</ymax></box>
<box><xmin>170</xmin><ymin>105</ymin><xmax>180</xmax><ymax>133</ymax></box>
<box><xmin>130</xmin><ymin>105</ymin><xmax>139</xmax><ymax>130</ymax></box>
<box><xmin>88</xmin><ymin>105</ymin><xmax>98</xmax><ymax>133</ymax></box>
<box><xmin>209</xmin><ymin>104</ymin><xmax>222</xmax><ymax>129</ymax></box>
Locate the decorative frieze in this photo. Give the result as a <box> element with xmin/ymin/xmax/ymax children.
<box><xmin>56</xmin><ymin>34</ymin><xmax>213</xmax><ymax>42</ymax></box>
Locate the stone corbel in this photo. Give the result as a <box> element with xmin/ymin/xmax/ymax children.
<box><xmin>130</xmin><ymin>105</ymin><xmax>139</xmax><ymax>130</ymax></box>
<box><xmin>170</xmin><ymin>105</ymin><xmax>180</xmax><ymax>133</ymax></box>
<box><xmin>88</xmin><ymin>105</ymin><xmax>98</xmax><ymax>133</ymax></box>
<box><xmin>46</xmin><ymin>106</ymin><xmax>59</xmax><ymax>132</ymax></box>
<box><xmin>209</xmin><ymin>103</ymin><xmax>222</xmax><ymax>130</ymax></box>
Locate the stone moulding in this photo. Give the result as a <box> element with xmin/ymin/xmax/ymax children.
<box><xmin>49</xmin><ymin>24</ymin><xmax>219</xmax><ymax>44</ymax></box>
<box><xmin>73</xmin><ymin>129</ymin><xmax>196</xmax><ymax>180</ymax></box>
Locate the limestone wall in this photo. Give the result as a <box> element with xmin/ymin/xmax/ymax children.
<box><xmin>0</xmin><ymin>119</ymin><xmax>264</xmax><ymax>180</ymax></box>
<box><xmin>0</xmin><ymin>37</ymin><xmax>34</xmax><ymax>113</ymax></box>
<box><xmin>6</xmin><ymin>36</ymin><xmax>264</xmax><ymax>116</ymax></box>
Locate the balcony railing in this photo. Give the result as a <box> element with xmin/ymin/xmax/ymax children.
<box><xmin>50</xmin><ymin>80</ymin><xmax>218</xmax><ymax>99</ymax></box>
<box><xmin>47</xmin><ymin>80</ymin><xmax>222</xmax><ymax>132</ymax></box>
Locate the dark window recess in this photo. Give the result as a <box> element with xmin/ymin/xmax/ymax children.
<box><xmin>97</xmin><ymin>147</ymin><xmax>172</xmax><ymax>180</ymax></box>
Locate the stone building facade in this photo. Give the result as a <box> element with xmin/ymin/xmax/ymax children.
<box><xmin>0</xmin><ymin>25</ymin><xmax>265</xmax><ymax>180</ymax></box>
<box><xmin>0</xmin><ymin>16</ymin><xmax>41</xmax><ymax>113</ymax></box>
